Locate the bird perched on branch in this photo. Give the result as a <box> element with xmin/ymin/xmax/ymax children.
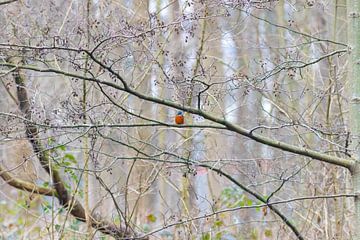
<box><xmin>175</xmin><ymin>111</ymin><xmax>184</xmax><ymax>124</ymax></box>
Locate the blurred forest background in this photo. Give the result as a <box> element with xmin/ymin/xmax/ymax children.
<box><xmin>0</xmin><ymin>0</ymin><xmax>358</xmax><ymax>239</ymax></box>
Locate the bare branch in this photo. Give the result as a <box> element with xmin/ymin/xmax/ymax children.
<box><xmin>0</xmin><ymin>0</ymin><xmax>17</xmax><ymax>5</ymax></box>
<box><xmin>139</xmin><ymin>193</ymin><xmax>356</xmax><ymax>239</ymax></box>
<box><xmin>0</xmin><ymin>61</ymin><xmax>354</xmax><ymax>169</ymax></box>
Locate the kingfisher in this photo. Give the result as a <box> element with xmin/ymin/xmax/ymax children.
<box><xmin>175</xmin><ymin>111</ymin><xmax>184</xmax><ymax>124</ymax></box>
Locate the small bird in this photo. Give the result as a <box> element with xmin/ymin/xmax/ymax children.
<box><xmin>175</xmin><ymin>111</ymin><xmax>184</xmax><ymax>124</ymax></box>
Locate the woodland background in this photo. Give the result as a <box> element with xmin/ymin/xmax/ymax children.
<box><xmin>0</xmin><ymin>0</ymin><xmax>357</xmax><ymax>239</ymax></box>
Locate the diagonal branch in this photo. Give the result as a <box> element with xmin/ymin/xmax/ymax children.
<box><xmin>0</xmin><ymin>61</ymin><xmax>354</xmax><ymax>170</ymax></box>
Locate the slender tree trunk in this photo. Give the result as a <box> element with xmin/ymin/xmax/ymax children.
<box><xmin>332</xmin><ymin>1</ymin><xmax>348</xmax><ymax>238</ymax></box>
<box><xmin>83</xmin><ymin>0</ymin><xmax>92</xmax><ymax>237</ymax></box>
<box><xmin>348</xmin><ymin>0</ymin><xmax>360</xmax><ymax>238</ymax></box>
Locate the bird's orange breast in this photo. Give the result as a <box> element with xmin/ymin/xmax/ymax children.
<box><xmin>175</xmin><ymin>115</ymin><xmax>184</xmax><ymax>124</ymax></box>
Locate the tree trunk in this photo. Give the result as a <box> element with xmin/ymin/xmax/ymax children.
<box><xmin>348</xmin><ymin>0</ymin><xmax>360</xmax><ymax>238</ymax></box>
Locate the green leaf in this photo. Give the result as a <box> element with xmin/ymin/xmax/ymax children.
<box><xmin>114</xmin><ymin>215</ymin><xmax>121</xmax><ymax>225</ymax></box>
<box><xmin>64</xmin><ymin>153</ymin><xmax>76</xmax><ymax>163</ymax></box>
<box><xmin>58</xmin><ymin>207</ymin><xmax>65</xmax><ymax>214</ymax></box>
<box><xmin>146</xmin><ymin>214</ymin><xmax>157</xmax><ymax>223</ymax></box>
<box><xmin>63</xmin><ymin>161</ymin><xmax>71</xmax><ymax>166</ymax></box>
<box><xmin>42</xmin><ymin>202</ymin><xmax>52</xmax><ymax>213</ymax></box>
<box><xmin>78</xmin><ymin>189</ymin><xmax>84</xmax><ymax>198</ymax></box>
<box><xmin>17</xmin><ymin>217</ymin><xmax>24</xmax><ymax>225</ymax></box>
<box><xmin>55</xmin><ymin>224</ymin><xmax>61</xmax><ymax>232</ymax></box>
<box><xmin>250</xmin><ymin>228</ymin><xmax>258</xmax><ymax>240</ymax></box>
<box><xmin>47</xmin><ymin>137</ymin><xmax>55</xmax><ymax>145</ymax></box>
<box><xmin>215</xmin><ymin>232</ymin><xmax>223</xmax><ymax>239</ymax></box>
<box><xmin>264</xmin><ymin>229</ymin><xmax>273</xmax><ymax>237</ymax></box>
<box><xmin>201</xmin><ymin>233</ymin><xmax>210</xmax><ymax>240</ymax></box>
<box><xmin>214</xmin><ymin>219</ymin><xmax>223</xmax><ymax>227</ymax></box>
<box><xmin>57</xmin><ymin>145</ymin><xmax>66</xmax><ymax>151</ymax></box>
<box><xmin>64</xmin><ymin>182</ymin><xmax>71</xmax><ymax>191</ymax></box>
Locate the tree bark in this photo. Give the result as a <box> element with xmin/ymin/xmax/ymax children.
<box><xmin>348</xmin><ymin>0</ymin><xmax>360</xmax><ymax>238</ymax></box>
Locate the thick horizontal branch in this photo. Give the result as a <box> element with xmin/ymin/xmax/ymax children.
<box><xmin>0</xmin><ymin>62</ymin><xmax>354</xmax><ymax>170</ymax></box>
<box><xmin>0</xmin><ymin>165</ymin><xmax>56</xmax><ymax>196</ymax></box>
